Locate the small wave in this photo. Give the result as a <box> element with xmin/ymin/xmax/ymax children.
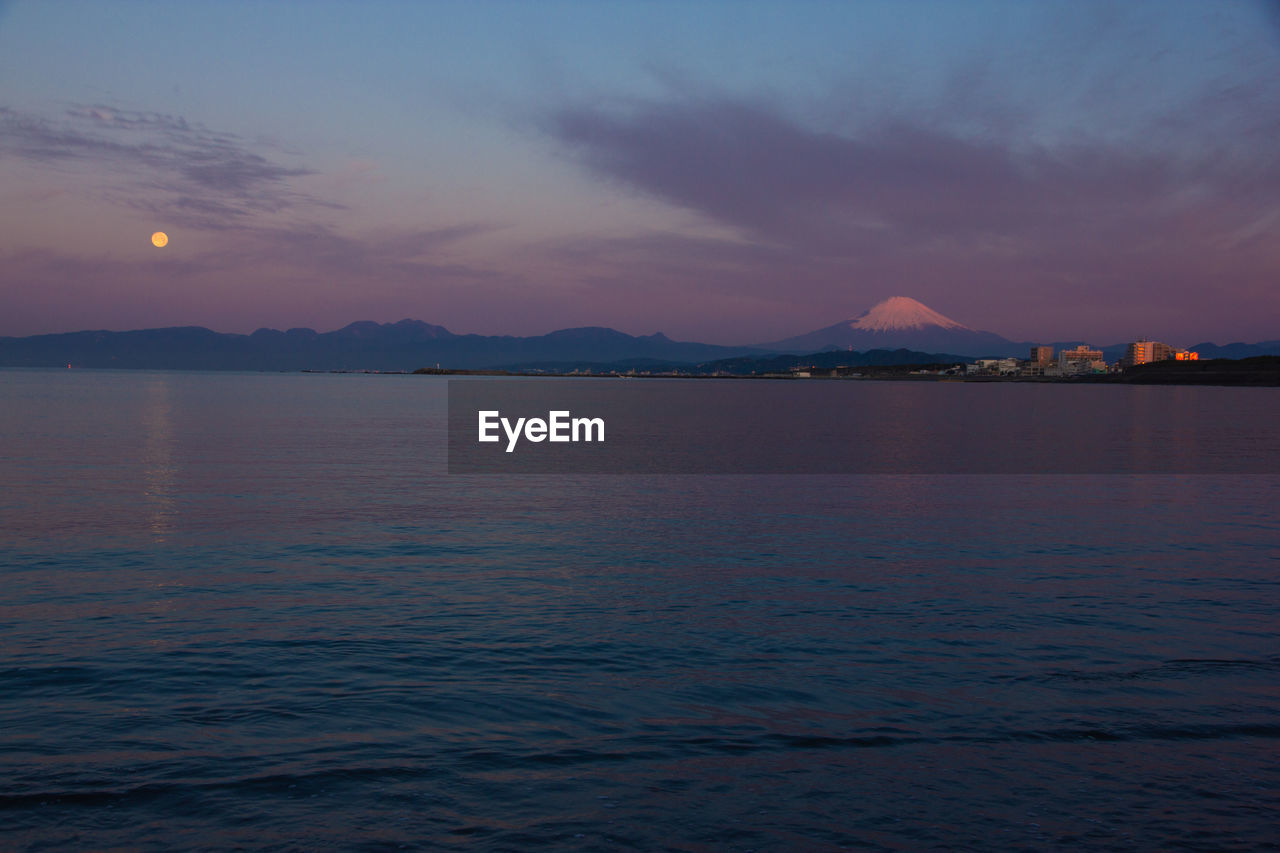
<box><xmin>1003</xmin><ymin>656</ymin><xmax>1280</xmax><ymax>684</ymax></box>
<box><xmin>0</xmin><ymin>765</ymin><xmax>437</xmax><ymax>812</ymax></box>
<box><xmin>0</xmin><ymin>666</ymin><xmax>100</xmax><ymax>690</ymax></box>
<box><xmin>437</xmin><ymin>720</ymin><xmax>1280</xmax><ymax>770</ymax></box>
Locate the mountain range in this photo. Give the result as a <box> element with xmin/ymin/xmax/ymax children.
<box><xmin>1</xmin><ymin>297</ymin><xmax>1274</xmax><ymax>370</ymax></box>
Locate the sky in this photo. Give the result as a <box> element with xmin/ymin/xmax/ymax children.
<box><xmin>1</xmin><ymin>0</ymin><xmax>1278</xmax><ymax>346</ymax></box>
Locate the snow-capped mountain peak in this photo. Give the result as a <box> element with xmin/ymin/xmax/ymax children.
<box><xmin>848</xmin><ymin>297</ymin><xmax>970</xmax><ymax>332</ymax></box>
<box><xmin>757</xmin><ymin>295</ymin><xmax>1020</xmax><ymax>356</ymax></box>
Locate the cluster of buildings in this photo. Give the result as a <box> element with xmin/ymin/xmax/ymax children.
<box><xmin>965</xmin><ymin>340</ymin><xmax>1199</xmax><ymax>377</ymax></box>
<box><xmin>1119</xmin><ymin>340</ymin><xmax>1200</xmax><ymax>366</ymax></box>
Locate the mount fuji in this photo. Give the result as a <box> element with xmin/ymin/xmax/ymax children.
<box><xmin>760</xmin><ymin>296</ymin><xmax>1023</xmax><ymax>357</ymax></box>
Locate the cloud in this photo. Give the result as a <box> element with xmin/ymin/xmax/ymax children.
<box><xmin>0</xmin><ymin>104</ymin><xmax>324</xmax><ymax>227</ymax></box>
<box><xmin>549</xmin><ymin>97</ymin><xmax>1280</xmax><ymax>251</ymax></box>
<box><xmin>225</xmin><ymin>221</ymin><xmax>505</xmax><ymax>280</ymax></box>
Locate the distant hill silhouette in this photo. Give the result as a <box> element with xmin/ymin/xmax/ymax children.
<box><xmin>1186</xmin><ymin>340</ymin><xmax>1280</xmax><ymax>360</ymax></box>
<box><xmin>0</xmin><ymin>320</ymin><xmax>758</xmax><ymax>370</ymax></box>
<box><xmin>1088</xmin><ymin>356</ymin><xmax>1280</xmax><ymax>386</ymax></box>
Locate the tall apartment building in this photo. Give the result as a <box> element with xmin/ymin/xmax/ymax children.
<box><xmin>1030</xmin><ymin>345</ymin><xmax>1054</xmax><ymax>364</ymax></box>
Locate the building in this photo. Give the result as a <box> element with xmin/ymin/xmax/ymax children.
<box><xmin>1030</xmin><ymin>345</ymin><xmax>1054</xmax><ymax>365</ymax></box>
<box><xmin>1121</xmin><ymin>340</ymin><xmax>1199</xmax><ymax>368</ymax></box>
<box><xmin>1060</xmin><ymin>344</ymin><xmax>1102</xmax><ymax>364</ymax></box>
<box><xmin>1057</xmin><ymin>344</ymin><xmax>1106</xmax><ymax>374</ymax></box>
<box><xmin>1123</xmin><ymin>340</ymin><xmax>1151</xmax><ymax>366</ymax></box>
<box><xmin>1123</xmin><ymin>339</ymin><xmax>1168</xmax><ymax>367</ymax></box>
<box><xmin>967</xmin><ymin>358</ymin><xmax>1021</xmax><ymax>375</ymax></box>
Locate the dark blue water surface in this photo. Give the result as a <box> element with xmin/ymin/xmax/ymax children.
<box><xmin>2</xmin><ymin>370</ymin><xmax>1277</xmax><ymax>851</ymax></box>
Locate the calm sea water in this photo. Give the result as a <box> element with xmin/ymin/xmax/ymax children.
<box><xmin>2</xmin><ymin>369</ymin><xmax>1277</xmax><ymax>851</ymax></box>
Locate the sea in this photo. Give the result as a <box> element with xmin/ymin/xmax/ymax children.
<box><xmin>1</xmin><ymin>368</ymin><xmax>1277</xmax><ymax>851</ymax></box>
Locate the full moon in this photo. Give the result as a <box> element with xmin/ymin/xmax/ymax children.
<box><xmin>151</xmin><ymin>231</ymin><xmax>169</xmax><ymax>248</ymax></box>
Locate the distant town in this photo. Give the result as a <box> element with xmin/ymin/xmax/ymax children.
<box><xmin>955</xmin><ymin>340</ymin><xmax>1195</xmax><ymax>377</ymax></box>
<box><xmin>893</xmin><ymin>340</ymin><xmax>1199</xmax><ymax>380</ymax></box>
<box><xmin>508</xmin><ymin>339</ymin><xmax>1201</xmax><ymax>379</ymax></box>
<box><xmin>409</xmin><ymin>341</ymin><xmax>1278</xmax><ymax>386</ymax></box>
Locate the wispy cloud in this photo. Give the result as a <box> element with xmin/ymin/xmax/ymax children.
<box><xmin>0</xmin><ymin>104</ymin><xmax>325</xmax><ymax>227</ymax></box>
<box><xmin>221</xmin><ymin>221</ymin><xmax>505</xmax><ymax>280</ymax></box>
<box><xmin>0</xmin><ymin>101</ymin><xmax>524</xmax><ymax>336</ymax></box>
<box><xmin>547</xmin><ymin>97</ymin><xmax>1280</xmax><ymax>252</ymax></box>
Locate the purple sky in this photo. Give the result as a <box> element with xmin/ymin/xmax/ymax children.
<box><xmin>2</xmin><ymin>1</ymin><xmax>1278</xmax><ymax>345</ymax></box>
